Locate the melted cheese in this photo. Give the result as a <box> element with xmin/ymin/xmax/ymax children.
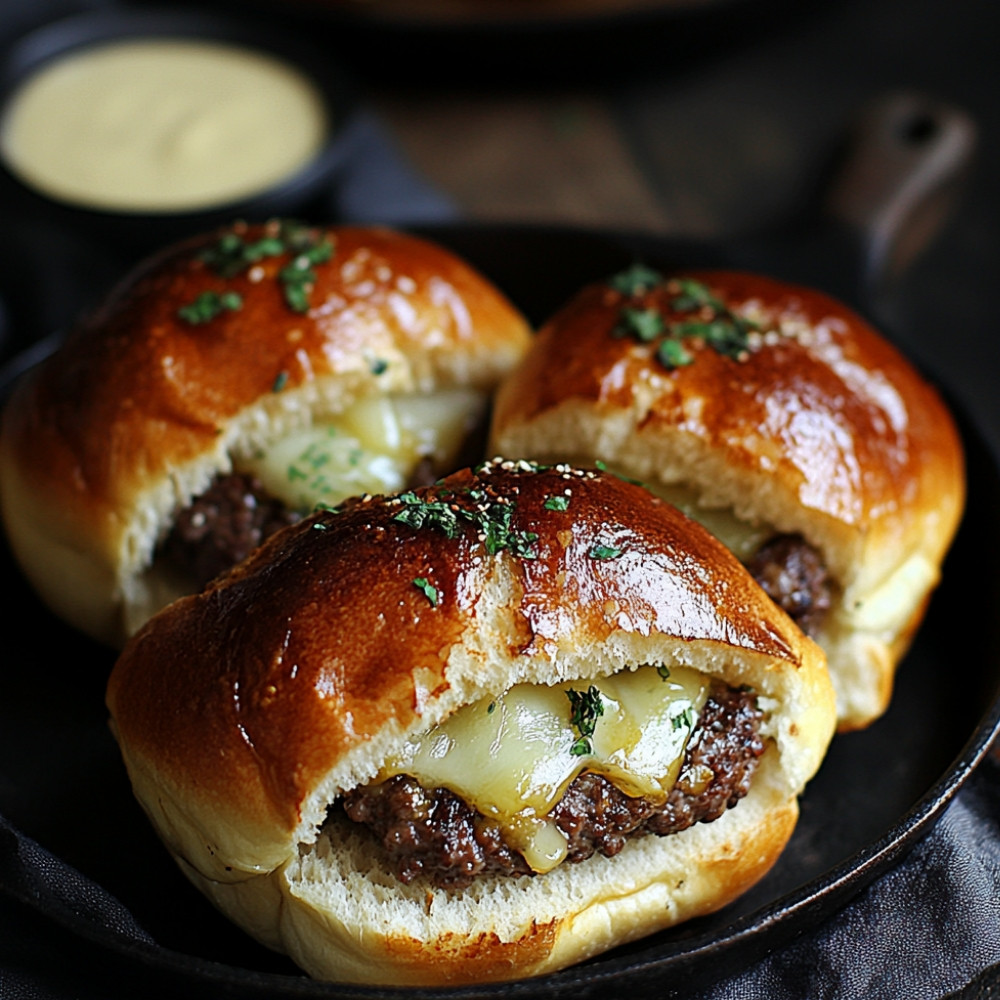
<box><xmin>634</xmin><ymin>479</ymin><xmax>772</xmax><ymax>562</ymax></box>
<box><xmin>240</xmin><ymin>389</ymin><xmax>483</xmax><ymax>510</ymax></box>
<box><xmin>133</xmin><ymin>389</ymin><xmax>482</xmax><ymax>632</ymax></box>
<box><xmin>380</xmin><ymin>665</ymin><xmax>709</xmax><ymax>873</ymax></box>
<box><xmin>0</xmin><ymin>39</ymin><xmax>328</xmax><ymax>212</ymax></box>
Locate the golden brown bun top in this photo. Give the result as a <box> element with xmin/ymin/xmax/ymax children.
<box><xmin>492</xmin><ymin>268</ymin><xmax>965</xmax><ymax>593</ymax></box>
<box><xmin>4</xmin><ymin>222</ymin><xmax>531</xmax><ymax>513</ymax></box>
<box><xmin>107</xmin><ymin>460</ymin><xmax>830</xmax><ymax>882</ymax></box>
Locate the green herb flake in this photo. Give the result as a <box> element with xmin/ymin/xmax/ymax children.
<box><xmin>566</xmin><ymin>685</ymin><xmax>605</xmax><ymax>756</ymax></box>
<box><xmin>195</xmin><ymin>222</ymin><xmax>335</xmax><ymax>316</ymax></box>
<box><xmin>669</xmin><ymin>317</ymin><xmax>753</xmax><ymax>361</ymax></box>
<box><xmin>392</xmin><ymin>492</ymin><xmax>463</xmax><ymax>539</ymax></box>
<box><xmin>656</xmin><ymin>664</ymin><xmax>671</xmax><ymax>681</ymax></box>
<box><xmin>393</xmin><ymin>490</ymin><xmax>538</xmax><ymax>559</ymax></box>
<box><xmin>198</xmin><ymin>233</ymin><xmax>249</xmax><ymax>277</ymax></box>
<box><xmin>668</xmin><ymin>277</ymin><xmax>725</xmax><ymax>313</ymax></box>
<box><xmin>177</xmin><ymin>290</ymin><xmax>243</xmax><ymax>325</ymax></box>
<box><xmin>478</xmin><ymin>498</ymin><xmax>539</xmax><ymax>558</ymax></box>
<box><xmin>487</xmin><ymin>702</ymin><xmax>496</xmax><ymax>714</ymax></box>
<box><xmin>272</xmin><ymin>370</ymin><xmax>290</xmax><ymax>392</ymax></box>
<box><xmin>608</xmin><ymin>271</ymin><xmax>766</xmax><ymax>371</ymax></box>
<box><xmin>369</xmin><ymin>357</ymin><xmax>389</xmax><ymax>376</ymax></box>
<box><xmin>279</xmin><ymin>265</ymin><xmax>315</xmax><ymax>314</ymax></box>
<box><xmin>589</xmin><ymin>543</ymin><xmax>624</xmax><ymax>560</ymax></box>
<box><xmin>671</xmin><ymin>704</ymin><xmax>696</xmax><ymax>732</ymax></box>
<box><xmin>608</xmin><ymin>263</ymin><xmax>664</xmax><ymax>296</ymax></box>
<box><xmin>616</xmin><ymin>306</ymin><xmax>665</xmax><ymax>342</ymax></box>
<box><xmin>543</xmin><ymin>495</ymin><xmax>570</xmax><ymax>511</ymax></box>
<box><xmin>243</xmin><ymin>236</ymin><xmax>286</xmax><ymax>263</ymax></box>
<box><xmin>413</xmin><ymin>577</ymin><xmax>439</xmax><ymax>606</ymax></box>
<box><xmin>656</xmin><ymin>337</ymin><xmax>695</xmax><ymax>370</ymax></box>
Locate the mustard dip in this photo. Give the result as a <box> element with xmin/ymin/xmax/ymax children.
<box><xmin>0</xmin><ymin>38</ymin><xmax>329</xmax><ymax>213</ymax></box>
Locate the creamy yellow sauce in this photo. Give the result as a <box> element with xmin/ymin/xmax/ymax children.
<box><xmin>0</xmin><ymin>38</ymin><xmax>329</xmax><ymax>212</ymax></box>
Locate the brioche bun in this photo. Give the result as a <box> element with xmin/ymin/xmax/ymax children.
<box><xmin>489</xmin><ymin>267</ymin><xmax>965</xmax><ymax>729</ymax></box>
<box><xmin>106</xmin><ymin>460</ymin><xmax>835</xmax><ymax>986</ymax></box>
<box><xmin>0</xmin><ymin>222</ymin><xmax>531</xmax><ymax>647</ymax></box>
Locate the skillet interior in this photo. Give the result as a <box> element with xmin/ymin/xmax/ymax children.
<box><xmin>0</xmin><ymin>223</ymin><xmax>997</xmax><ymax>998</ymax></box>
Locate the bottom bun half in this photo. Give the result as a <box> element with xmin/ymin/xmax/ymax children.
<box><xmin>188</xmin><ymin>750</ymin><xmax>797</xmax><ymax>986</ymax></box>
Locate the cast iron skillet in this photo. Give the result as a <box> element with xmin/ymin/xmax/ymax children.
<box><xmin>0</xmin><ymin>93</ymin><xmax>996</xmax><ymax>998</ymax></box>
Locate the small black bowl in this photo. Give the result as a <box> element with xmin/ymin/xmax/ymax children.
<box><xmin>0</xmin><ymin>6</ymin><xmax>360</xmax><ymax>256</ymax></box>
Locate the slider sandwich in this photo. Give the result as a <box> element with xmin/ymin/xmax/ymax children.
<box><xmin>0</xmin><ymin>222</ymin><xmax>531</xmax><ymax>646</ymax></box>
<box><xmin>490</xmin><ymin>267</ymin><xmax>965</xmax><ymax>729</ymax></box>
<box><xmin>106</xmin><ymin>459</ymin><xmax>836</xmax><ymax>986</ymax></box>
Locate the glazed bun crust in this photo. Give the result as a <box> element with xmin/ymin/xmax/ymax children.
<box><xmin>107</xmin><ymin>462</ymin><xmax>835</xmax><ymax>986</ymax></box>
<box><xmin>490</xmin><ymin>269</ymin><xmax>965</xmax><ymax>728</ymax></box>
<box><xmin>0</xmin><ymin>223</ymin><xmax>531</xmax><ymax>645</ymax></box>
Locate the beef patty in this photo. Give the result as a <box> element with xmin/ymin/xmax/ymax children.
<box><xmin>745</xmin><ymin>533</ymin><xmax>832</xmax><ymax>636</ymax></box>
<box><xmin>341</xmin><ymin>681</ymin><xmax>764</xmax><ymax>889</ymax></box>
<box><xmin>161</xmin><ymin>461</ymin><xmax>448</xmax><ymax>589</ymax></box>
<box><xmin>161</xmin><ymin>473</ymin><xmax>301</xmax><ymax>589</ymax></box>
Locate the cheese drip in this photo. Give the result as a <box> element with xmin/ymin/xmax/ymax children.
<box><xmin>241</xmin><ymin>388</ymin><xmax>483</xmax><ymax>510</ymax></box>
<box><xmin>380</xmin><ymin>665</ymin><xmax>709</xmax><ymax>874</ymax></box>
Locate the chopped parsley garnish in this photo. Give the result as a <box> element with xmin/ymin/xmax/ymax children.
<box><xmin>478</xmin><ymin>498</ymin><xmax>539</xmax><ymax>557</ymax></box>
<box><xmin>589</xmin><ymin>543</ymin><xmax>623</xmax><ymax>560</ymax></box>
<box><xmin>567</xmin><ymin>685</ymin><xmax>605</xmax><ymax>756</ymax></box>
<box><xmin>176</xmin><ymin>290</ymin><xmax>243</xmax><ymax>325</ymax></box>
<box><xmin>178</xmin><ymin>220</ymin><xmax>335</xmax><ymax>323</ymax></box>
<box><xmin>279</xmin><ymin>237</ymin><xmax>334</xmax><ymax>314</ymax></box>
<box><xmin>392</xmin><ymin>489</ymin><xmax>539</xmax><ymax>559</ymax></box>
<box><xmin>671</xmin><ymin>704</ymin><xmax>696</xmax><ymax>732</ymax></box>
<box><xmin>413</xmin><ymin>577</ymin><xmax>438</xmax><ymax>606</ymax></box>
<box><xmin>657</xmin><ymin>338</ymin><xmax>695</xmax><ymax>370</ymax></box>
<box><xmin>656</xmin><ymin>664</ymin><xmax>671</xmax><ymax>680</ymax></box>
<box><xmin>668</xmin><ymin>276</ymin><xmax>725</xmax><ymax>313</ymax></box>
<box><xmin>272</xmin><ymin>370</ymin><xmax>290</xmax><ymax>392</ymax></box>
<box><xmin>608</xmin><ymin>263</ymin><xmax>664</xmax><ymax>296</ymax></box>
<box><xmin>614</xmin><ymin>306</ymin><xmax>665</xmax><ymax>342</ymax></box>
<box><xmin>199</xmin><ymin>232</ymin><xmax>285</xmax><ymax>277</ymax></box>
<box><xmin>393</xmin><ymin>493</ymin><xmax>463</xmax><ymax>538</ymax></box>
<box><xmin>369</xmin><ymin>357</ymin><xmax>389</xmax><ymax>376</ymax></box>
<box><xmin>543</xmin><ymin>495</ymin><xmax>570</xmax><ymax>511</ymax></box>
<box><xmin>606</xmin><ymin>270</ymin><xmax>763</xmax><ymax>370</ymax></box>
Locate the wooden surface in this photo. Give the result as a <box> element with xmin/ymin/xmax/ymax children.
<box><xmin>371</xmin><ymin>90</ymin><xmax>675</xmax><ymax>231</ymax></box>
<box><xmin>360</xmin><ymin>0</ymin><xmax>998</xmax><ymax>250</ymax></box>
